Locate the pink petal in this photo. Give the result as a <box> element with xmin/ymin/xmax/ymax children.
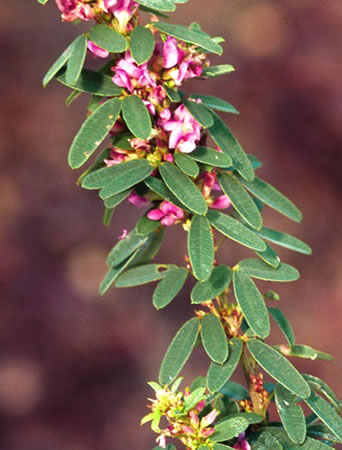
<box><xmin>177</xmin><ymin>139</ymin><xmax>197</xmax><ymax>153</ymax></box>
<box><xmin>147</xmin><ymin>209</ymin><xmax>165</xmax><ymax>221</ymax></box>
<box><xmin>210</xmin><ymin>194</ymin><xmax>231</xmax><ymax>210</ymax></box>
<box><xmin>163</xmin><ymin>37</ymin><xmax>179</xmax><ymax>69</ymax></box>
<box><xmin>87</xmin><ymin>41</ymin><xmax>109</xmax><ymax>58</ymax></box>
<box><xmin>160</xmin><ymin>201</ymin><xmax>183</xmax><ymax>219</ymax></box>
<box><xmin>128</xmin><ymin>192</ymin><xmax>149</xmax><ymax>207</ymax></box>
<box><xmin>161</xmin><ymin>216</ymin><xmax>176</xmax><ymax>227</ymax></box>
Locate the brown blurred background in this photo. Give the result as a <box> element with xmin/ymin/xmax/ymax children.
<box><xmin>0</xmin><ymin>1</ymin><xmax>341</xmax><ymax>449</ymax></box>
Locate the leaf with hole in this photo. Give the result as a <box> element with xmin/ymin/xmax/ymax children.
<box><xmin>115</xmin><ymin>264</ymin><xmax>173</xmax><ymax>287</ymax></box>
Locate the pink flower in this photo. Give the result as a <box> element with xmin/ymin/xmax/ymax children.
<box><xmin>112</xmin><ymin>52</ymin><xmax>156</xmax><ymax>92</ymax></box>
<box><xmin>55</xmin><ymin>0</ymin><xmax>94</xmax><ymax>22</ymax></box>
<box><xmin>210</xmin><ymin>194</ymin><xmax>231</xmax><ymax>210</ymax></box>
<box><xmin>118</xmin><ymin>229</ymin><xmax>128</xmax><ymax>240</ymax></box>
<box><xmin>159</xmin><ymin>104</ymin><xmax>202</xmax><ymax>153</ymax></box>
<box><xmin>104</xmin><ymin>149</ymin><xmax>127</xmax><ymax>166</ymax></box>
<box><xmin>147</xmin><ymin>201</ymin><xmax>184</xmax><ymax>227</ymax></box>
<box><xmin>101</xmin><ymin>0</ymin><xmax>138</xmax><ymax>33</ymax></box>
<box><xmin>127</xmin><ymin>192</ymin><xmax>149</xmax><ymax>207</ymax></box>
<box><xmin>233</xmin><ymin>433</ymin><xmax>251</xmax><ymax>450</ymax></box>
<box><xmin>163</xmin><ymin>37</ymin><xmax>185</xmax><ymax>69</ymax></box>
<box><xmin>87</xmin><ymin>41</ymin><xmax>109</xmax><ymax>58</ymax></box>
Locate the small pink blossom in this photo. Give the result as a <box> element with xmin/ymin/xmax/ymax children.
<box><xmin>127</xmin><ymin>192</ymin><xmax>149</xmax><ymax>207</ymax></box>
<box><xmin>233</xmin><ymin>433</ymin><xmax>252</xmax><ymax>450</ymax></box>
<box><xmin>87</xmin><ymin>41</ymin><xmax>110</xmax><ymax>58</ymax></box>
<box><xmin>112</xmin><ymin>52</ymin><xmax>156</xmax><ymax>92</ymax></box>
<box><xmin>164</xmin><ymin>154</ymin><xmax>174</xmax><ymax>163</ymax></box>
<box><xmin>210</xmin><ymin>194</ymin><xmax>232</xmax><ymax>210</ymax></box>
<box><xmin>163</xmin><ymin>37</ymin><xmax>185</xmax><ymax>69</ymax></box>
<box><xmin>104</xmin><ymin>149</ymin><xmax>127</xmax><ymax>166</ymax></box>
<box><xmin>147</xmin><ymin>201</ymin><xmax>184</xmax><ymax>227</ymax></box>
<box><xmin>159</xmin><ymin>104</ymin><xmax>202</xmax><ymax>153</ymax></box>
<box><xmin>118</xmin><ymin>229</ymin><xmax>128</xmax><ymax>240</ymax></box>
<box><xmin>101</xmin><ymin>0</ymin><xmax>138</xmax><ymax>33</ymax></box>
<box><xmin>55</xmin><ymin>0</ymin><xmax>94</xmax><ymax>22</ymax></box>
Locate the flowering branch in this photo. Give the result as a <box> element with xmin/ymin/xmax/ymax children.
<box><xmin>38</xmin><ymin>1</ymin><xmax>342</xmax><ymax>449</ymax></box>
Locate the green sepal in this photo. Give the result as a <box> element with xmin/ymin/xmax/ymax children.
<box><xmin>159</xmin><ymin>317</ymin><xmax>200</xmax><ymax>385</ymax></box>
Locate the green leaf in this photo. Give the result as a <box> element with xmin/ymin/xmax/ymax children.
<box><xmin>202</xmin><ymin>65</ymin><xmax>235</xmax><ymax>78</ymax></box>
<box><xmin>207</xmin><ymin>338</ymin><xmax>243</xmax><ymax>392</ymax></box>
<box><xmin>188</xmin><ymin>215</ymin><xmax>214</xmax><ymax>281</ymax></box>
<box><xmin>220</xmin><ymin>381</ymin><xmax>248</xmax><ymax>400</ymax></box>
<box><xmin>122</xmin><ymin>95</ymin><xmax>152</xmax><ymax>140</ymax></box>
<box><xmin>213</xmin><ymin>444</ymin><xmax>235</xmax><ymax>450</ymax></box>
<box><xmin>253</xmin><ymin>431</ymin><xmax>283</xmax><ymax>450</ymax></box>
<box><xmin>152</xmin><ymin>267</ymin><xmax>188</xmax><ymax>309</ymax></box>
<box><xmin>212</xmin><ymin>416</ymin><xmax>249</xmax><ymax>442</ymax></box>
<box><xmin>246</xmin><ymin>339</ymin><xmax>311</xmax><ymax>398</ymax></box>
<box><xmin>104</xmin><ymin>189</ymin><xmax>132</xmax><ymax>209</ymax></box>
<box><xmin>115</xmin><ymin>264</ymin><xmax>173</xmax><ymax>287</ymax></box>
<box><xmin>200</xmin><ymin>314</ymin><xmax>228</xmax><ymax>364</ymax></box>
<box><xmin>88</xmin><ymin>160</ymin><xmax>153</xmax><ymax>199</ymax></box>
<box><xmin>257</xmin><ymin>227</ymin><xmax>312</xmax><ymax>255</ymax></box>
<box><xmin>269</xmin><ymin>307</ymin><xmax>295</xmax><ymax>346</ymax></box>
<box><xmin>144</xmin><ymin>176</ymin><xmax>188</xmax><ymax>210</ymax></box>
<box><xmin>265</xmin><ymin>427</ymin><xmax>332</xmax><ymax>449</ymax></box>
<box><xmin>154</xmin><ymin>22</ymin><xmax>223</xmax><ymax>55</ymax></box>
<box><xmin>191</xmin><ymin>95</ymin><xmax>239</xmax><ymax>114</ymax></box>
<box><xmin>191</xmin><ymin>265</ymin><xmax>232</xmax><ymax>304</ymax></box>
<box><xmin>307</xmin><ymin>424</ymin><xmax>342</xmax><ymax>444</ymax></box>
<box><xmin>174</xmin><ymin>153</ymin><xmax>199</xmax><ymax>177</ymax></box>
<box><xmin>303</xmin><ymin>374</ymin><xmax>340</xmax><ymax>412</ymax></box>
<box><xmin>184</xmin><ymin>387</ymin><xmax>206</xmax><ymax>412</ymax></box>
<box><xmin>130</xmin><ymin>26</ymin><xmax>155</xmax><ymax>65</ymax></box>
<box><xmin>209</xmin><ymin>113</ymin><xmax>254</xmax><ymax>181</ymax></box>
<box><xmin>136</xmin><ymin>0</ymin><xmax>176</xmax><ymax>12</ymax></box>
<box><xmin>207</xmin><ymin>210</ymin><xmax>266</xmax><ymax>251</ymax></box>
<box><xmin>43</xmin><ymin>40</ymin><xmax>74</xmax><ymax>87</ymax></box>
<box><xmin>254</xmin><ymin>242</ymin><xmax>280</xmax><ymax>268</ymax></box>
<box><xmin>66</xmin><ymin>34</ymin><xmax>87</xmax><ymax>85</ymax></box>
<box><xmin>37</xmin><ymin>0</ymin><xmax>49</xmax><ymax>4</ymax></box>
<box><xmin>99</xmin><ymin>250</ymin><xmax>139</xmax><ymax>295</ymax></box>
<box><xmin>56</xmin><ymin>68</ymin><xmax>122</xmax><ymax>96</ymax></box>
<box><xmin>233</xmin><ymin>268</ymin><xmax>270</xmax><ymax>339</ymax></box>
<box><xmin>183</xmin><ymin>99</ymin><xmax>214</xmax><ymax>128</ymax></box>
<box><xmin>88</xmin><ymin>24</ymin><xmax>128</xmax><ymax>52</ymax></box>
<box><xmin>218</xmin><ymin>172</ymin><xmax>262</xmax><ymax>230</ymax></box>
<box><xmin>189</xmin><ymin>146</ymin><xmax>232</xmax><ymax>167</ymax></box>
<box><xmin>165</xmin><ymin>85</ymin><xmax>181</xmax><ymax>103</ymax></box>
<box><xmin>159</xmin><ymin>163</ymin><xmax>207</xmax><ymax>215</ymax></box>
<box><xmin>134</xmin><ymin>228</ymin><xmax>165</xmax><ymax>264</ymax></box>
<box><xmin>68</xmin><ymin>98</ymin><xmax>121</xmax><ymax>169</ymax></box>
<box><xmin>159</xmin><ymin>318</ymin><xmax>200</xmax><ymax>385</ymax></box>
<box><xmin>190</xmin><ymin>376</ymin><xmax>207</xmax><ymax>392</ymax></box>
<box><xmin>135</xmin><ymin>215</ymin><xmax>161</xmax><ymax>236</ymax></box>
<box><xmin>107</xmin><ymin>229</ymin><xmax>149</xmax><ymax>267</ymax></box>
<box><xmin>275</xmin><ymin>384</ymin><xmax>306</xmax><ymax>444</ymax></box>
<box><xmin>229</xmin><ymin>412</ymin><xmax>263</xmax><ymax>425</ymax></box>
<box><xmin>241</xmin><ymin>177</ymin><xmax>302</xmax><ymax>223</ymax></box>
<box><xmin>282</xmin><ymin>344</ymin><xmax>332</xmax><ymax>361</ymax></box>
<box><xmin>305</xmin><ymin>392</ymin><xmax>342</xmax><ymax>442</ymax></box>
<box><xmin>238</xmin><ymin>258</ymin><xmax>300</xmax><ymax>282</ymax></box>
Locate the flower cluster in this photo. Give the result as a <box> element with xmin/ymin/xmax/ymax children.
<box><xmin>55</xmin><ymin>0</ymin><xmax>138</xmax><ymax>31</ymax></box>
<box><xmin>142</xmin><ymin>381</ymin><xmax>219</xmax><ymax>450</ymax></box>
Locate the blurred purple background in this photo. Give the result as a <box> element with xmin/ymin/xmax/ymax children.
<box><xmin>1</xmin><ymin>1</ymin><xmax>342</xmax><ymax>449</ymax></box>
